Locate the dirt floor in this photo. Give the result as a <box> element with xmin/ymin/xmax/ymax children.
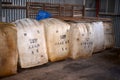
<box><xmin>1</xmin><ymin>49</ymin><xmax>120</xmax><ymax>80</ymax></box>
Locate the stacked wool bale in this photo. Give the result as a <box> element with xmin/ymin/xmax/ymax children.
<box><xmin>69</xmin><ymin>22</ymin><xmax>94</xmax><ymax>59</ymax></box>
<box><xmin>13</xmin><ymin>18</ymin><xmax>48</xmax><ymax>68</ymax></box>
<box><xmin>103</xmin><ymin>22</ymin><xmax>114</xmax><ymax>49</ymax></box>
<box><xmin>0</xmin><ymin>17</ymin><xmax>114</xmax><ymax>77</ymax></box>
<box><xmin>92</xmin><ymin>22</ymin><xmax>105</xmax><ymax>52</ymax></box>
<box><xmin>39</xmin><ymin>18</ymin><xmax>70</xmax><ymax>62</ymax></box>
<box><xmin>92</xmin><ymin>21</ymin><xmax>114</xmax><ymax>52</ymax></box>
<box><xmin>87</xmin><ymin>18</ymin><xmax>114</xmax><ymax>49</ymax></box>
<box><xmin>0</xmin><ymin>23</ymin><xmax>18</xmax><ymax>77</ymax></box>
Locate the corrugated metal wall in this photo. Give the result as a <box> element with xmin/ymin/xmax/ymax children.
<box><xmin>100</xmin><ymin>0</ymin><xmax>120</xmax><ymax>47</ymax></box>
<box><xmin>2</xmin><ymin>0</ymin><xmax>27</xmax><ymax>22</ymax></box>
<box><xmin>64</xmin><ymin>0</ymin><xmax>83</xmax><ymax>4</ymax></box>
<box><xmin>114</xmin><ymin>0</ymin><xmax>120</xmax><ymax>47</ymax></box>
<box><xmin>2</xmin><ymin>0</ymin><xmax>96</xmax><ymax>22</ymax></box>
<box><xmin>100</xmin><ymin>0</ymin><xmax>115</xmax><ymax>13</ymax></box>
<box><xmin>0</xmin><ymin>0</ymin><xmax>1</xmax><ymax>21</ymax></box>
<box><xmin>2</xmin><ymin>0</ymin><xmax>83</xmax><ymax>22</ymax></box>
<box><xmin>1</xmin><ymin>0</ymin><xmax>61</xmax><ymax>22</ymax></box>
<box><xmin>85</xmin><ymin>0</ymin><xmax>96</xmax><ymax>17</ymax></box>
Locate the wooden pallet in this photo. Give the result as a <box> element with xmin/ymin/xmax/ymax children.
<box><xmin>26</xmin><ymin>2</ymin><xmax>83</xmax><ymax>19</ymax></box>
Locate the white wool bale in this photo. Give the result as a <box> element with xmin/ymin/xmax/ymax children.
<box><xmin>40</xmin><ymin>18</ymin><xmax>70</xmax><ymax>62</ymax></box>
<box><xmin>13</xmin><ymin>18</ymin><xmax>48</xmax><ymax>68</ymax></box>
<box><xmin>92</xmin><ymin>22</ymin><xmax>105</xmax><ymax>52</ymax></box>
<box><xmin>69</xmin><ymin>22</ymin><xmax>94</xmax><ymax>59</ymax></box>
<box><xmin>0</xmin><ymin>23</ymin><xmax>18</xmax><ymax>77</ymax></box>
<box><xmin>103</xmin><ymin>22</ymin><xmax>114</xmax><ymax>49</ymax></box>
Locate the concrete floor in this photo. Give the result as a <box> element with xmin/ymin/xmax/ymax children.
<box><xmin>1</xmin><ymin>49</ymin><xmax>120</xmax><ymax>80</ymax></box>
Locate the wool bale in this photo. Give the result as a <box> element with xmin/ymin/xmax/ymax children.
<box><xmin>92</xmin><ymin>22</ymin><xmax>105</xmax><ymax>52</ymax></box>
<box><xmin>13</xmin><ymin>18</ymin><xmax>48</xmax><ymax>68</ymax></box>
<box><xmin>0</xmin><ymin>22</ymin><xmax>18</xmax><ymax>77</ymax></box>
<box><xmin>103</xmin><ymin>22</ymin><xmax>114</xmax><ymax>49</ymax></box>
<box><xmin>69</xmin><ymin>22</ymin><xmax>94</xmax><ymax>59</ymax></box>
<box><xmin>40</xmin><ymin>18</ymin><xmax>70</xmax><ymax>62</ymax></box>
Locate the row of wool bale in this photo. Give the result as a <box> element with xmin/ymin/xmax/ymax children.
<box><xmin>0</xmin><ymin>18</ymin><xmax>114</xmax><ymax>77</ymax></box>
<box><xmin>0</xmin><ymin>18</ymin><xmax>70</xmax><ymax>77</ymax></box>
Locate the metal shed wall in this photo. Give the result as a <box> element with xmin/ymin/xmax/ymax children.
<box><xmin>114</xmin><ymin>0</ymin><xmax>120</xmax><ymax>47</ymax></box>
<box><xmin>0</xmin><ymin>0</ymin><xmax>1</xmax><ymax>21</ymax></box>
<box><xmin>100</xmin><ymin>0</ymin><xmax>120</xmax><ymax>47</ymax></box>
<box><xmin>1</xmin><ymin>0</ymin><xmax>83</xmax><ymax>22</ymax></box>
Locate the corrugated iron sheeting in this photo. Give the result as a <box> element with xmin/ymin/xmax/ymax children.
<box><xmin>1</xmin><ymin>0</ymin><xmax>82</xmax><ymax>22</ymax></box>
<box><xmin>100</xmin><ymin>0</ymin><xmax>120</xmax><ymax>47</ymax></box>
<box><xmin>114</xmin><ymin>0</ymin><xmax>120</xmax><ymax>47</ymax></box>
<box><xmin>85</xmin><ymin>0</ymin><xmax>96</xmax><ymax>17</ymax></box>
<box><xmin>1</xmin><ymin>0</ymin><xmax>63</xmax><ymax>22</ymax></box>
<box><xmin>2</xmin><ymin>0</ymin><xmax>26</xmax><ymax>22</ymax></box>
<box><xmin>0</xmin><ymin>0</ymin><xmax>1</xmax><ymax>21</ymax></box>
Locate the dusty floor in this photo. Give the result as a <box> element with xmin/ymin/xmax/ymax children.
<box><xmin>1</xmin><ymin>49</ymin><xmax>120</xmax><ymax>80</ymax></box>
